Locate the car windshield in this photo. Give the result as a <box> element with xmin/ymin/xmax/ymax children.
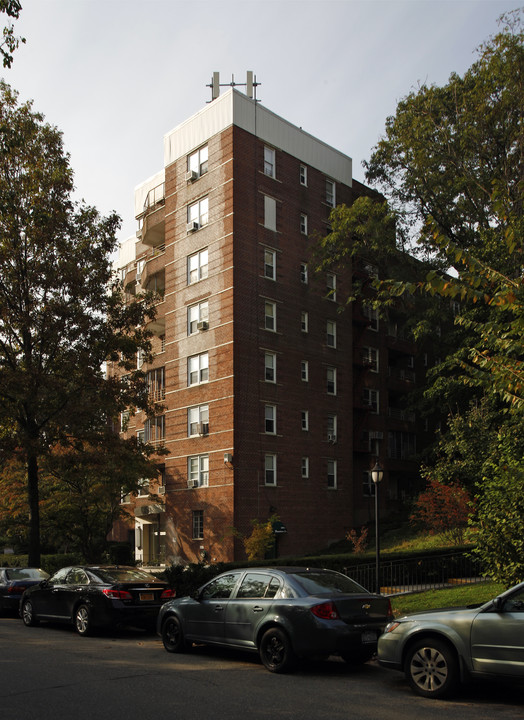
<box><xmin>6</xmin><ymin>568</ymin><xmax>48</xmax><ymax>581</ymax></box>
<box><xmin>92</xmin><ymin>568</ymin><xmax>161</xmax><ymax>584</ymax></box>
<box><xmin>290</xmin><ymin>571</ymin><xmax>368</xmax><ymax>596</ymax></box>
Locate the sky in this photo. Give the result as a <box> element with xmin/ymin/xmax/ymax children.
<box><xmin>3</xmin><ymin>0</ymin><xmax>519</xmax><ymax>242</ymax></box>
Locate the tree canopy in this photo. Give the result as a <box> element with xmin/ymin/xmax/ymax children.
<box><xmin>0</xmin><ymin>81</ymin><xmax>158</xmax><ymax>564</ymax></box>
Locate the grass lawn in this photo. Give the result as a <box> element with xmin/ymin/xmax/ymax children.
<box><xmin>390</xmin><ymin>580</ymin><xmax>506</xmax><ymax>617</ymax></box>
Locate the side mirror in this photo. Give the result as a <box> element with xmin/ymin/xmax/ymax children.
<box><xmin>492</xmin><ymin>596</ymin><xmax>504</xmax><ymax>612</ymax></box>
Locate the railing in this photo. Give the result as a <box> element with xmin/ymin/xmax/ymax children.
<box><xmin>344</xmin><ymin>551</ymin><xmax>487</xmax><ymax>596</ymax></box>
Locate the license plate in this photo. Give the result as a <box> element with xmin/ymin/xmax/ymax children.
<box><xmin>361</xmin><ymin>630</ymin><xmax>377</xmax><ymax>644</ymax></box>
<box><xmin>139</xmin><ymin>592</ymin><xmax>154</xmax><ymax>602</ymax></box>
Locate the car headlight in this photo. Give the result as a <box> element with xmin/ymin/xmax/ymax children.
<box><xmin>384</xmin><ymin>621</ymin><xmax>401</xmax><ymax>633</ymax></box>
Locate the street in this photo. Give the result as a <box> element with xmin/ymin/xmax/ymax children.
<box><xmin>1</xmin><ymin>615</ymin><xmax>522</xmax><ymax>720</ymax></box>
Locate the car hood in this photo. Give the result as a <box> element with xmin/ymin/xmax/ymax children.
<box><xmin>397</xmin><ymin>604</ymin><xmax>486</xmax><ymax>623</ymax></box>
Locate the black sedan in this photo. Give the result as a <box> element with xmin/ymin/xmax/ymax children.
<box><xmin>0</xmin><ymin>567</ymin><xmax>49</xmax><ymax>613</ymax></box>
<box><xmin>20</xmin><ymin>565</ymin><xmax>175</xmax><ymax>635</ymax></box>
<box><xmin>157</xmin><ymin>566</ymin><xmax>393</xmax><ymax>672</ymax></box>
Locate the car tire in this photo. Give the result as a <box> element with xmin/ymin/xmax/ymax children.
<box><xmin>404</xmin><ymin>638</ymin><xmax>459</xmax><ymax>699</ymax></box>
<box><xmin>259</xmin><ymin>627</ymin><xmax>296</xmax><ymax>673</ymax></box>
<box><xmin>161</xmin><ymin>615</ymin><xmax>188</xmax><ymax>653</ymax></box>
<box><xmin>21</xmin><ymin>599</ymin><xmax>39</xmax><ymax>627</ymax></box>
<box><xmin>74</xmin><ymin>604</ymin><xmax>92</xmax><ymax>636</ymax></box>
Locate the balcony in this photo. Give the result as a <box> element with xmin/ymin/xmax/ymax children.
<box><xmin>137</xmin><ymin>182</ymin><xmax>165</xmax><ymax>248</ymax></box>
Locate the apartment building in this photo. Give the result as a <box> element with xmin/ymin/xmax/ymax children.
<box><xmin>109</xmin><ymin>86</ymin><xmax>428</xmax><ymax>566</ymax></box>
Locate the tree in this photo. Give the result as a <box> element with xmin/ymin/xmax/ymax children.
<box><xmin>410</xmin><ymin>476</ymin><xmax>472</xmax><ymax>545</ymax></box>
<box><xmin>0</xmin><ymin>82</ymin><xmax>157</xmax><ymax>565</ymax></box>
<box><xmin>0</xmin><ymin>0</ymin><xmax>24</xmax><ymax>68</ymax></box>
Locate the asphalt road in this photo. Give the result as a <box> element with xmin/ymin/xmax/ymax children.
<box><xmin>1</xmin><ymin>615</ymin><xmax>523</xmax><ymax>720</ymax></box>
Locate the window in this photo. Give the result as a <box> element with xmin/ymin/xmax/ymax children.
<box><xmin>326</xmin><ymin>178</ymin><xmax>336</xmax><ymax>207</ymax></box>
<box><xmin>188</xmin><ymin>454</ymin><xmax>209</xmax><ymax>488</ymax></box>
<box><xmin>188</xmin><ymin>405</ymin><xmax>209</xmax><ymax>436</ymax></box>
<box><xmin>137</xmin><ymin>348</ymin><xmax>145</xmax><ymax>369</ymax></box>
<box><xmin>301</xmin><ymin>311</ymin><xmax>309</xmax><ymax>333</ymax></box>
<box><xmin>147</xmin><ymin>367</ymin><xmax>165</xmax><ymax>401</ymax></box>
<box><xmin>363</xmin><ymin>346</ymin><xmax>379</xmax><ymax>372</ymax></box>
<box><xmin>264</xmin><ymin>300</ymin><xmax>276</xmax><ymax>331</ymax></box>
<box><xmin>300</xmin><ymin>213</ymin><xmax>308</xmax><ymax>235</ymax></box>
<box><xmin>327</xmin><ymin>414</ymin><xmax>337</xmax><ymax>441</ymax></box>
<box><xmin>301</xmin><ymin>456</ymin><xmax>309</xmax><ymax>478</ymax></box>
<box><xmin>326</xmin><ymin>272</ymin><xmax>336</xmax><ymax>301</ymax></box>
<box><xmin>300</xmin><ymin>262</ymin><xmax>308</xmax><ymax>284</ymax></box>
<box><xmin>300</xmin><ymin>164</ymin><xmax>307</xmax><ymax>186</ymax></box>
<box><xmin>301</xmin><ymin>410</ymin><xmax>309</xmax><ymax>431</ymax></box>
<box><xmin>265</xmin><ymin>352</ymin><xmax>276</xmax><ymax>382</ymax></box>
<box><xmin>120</xmin><ymin>410</ymin><xmax>129</xmax><ymax>432</ymax></box>
<box><xmin>202</xmin><ymin>572</ymin><xmax>241</xmax><ymax>599</ymax></box>
<box><xmin>264</xmin><ymin>248</ymin><xmax>276</xmax><ymax>280</ymax></box>
<box><xmin>301</xmin><ymin>360</ymin><xmax>309</xmax><ymax>382</ymax></box>
<box><xmin>327</xmin><ymin>459</ymin><xmax>337</xmax><ymax>489</ymax></box>
<box><xmin>265</xmin><ymin>453</ymin><xmax>276</xmax><ymax>486</ymax></box>
<box><xmin>188</xmin><ymin>145</ymin><xmax>208</xmax><ymax>178</ymax></box>
<box><xmin>137</xmin><ymin>477</ymin><xmax>150</xmax><ymax>497</ymax></box>
<box><xmin>192</xmin><ymin>510</ymin><xmax>204</xmax><ymax>539</ymax></box>
<box><xmin>363</xmin><ymin>303</ymin><xmax>379</xmax><ymax>331</ymax></box>
<box><xmin>264</xmin><ymin>195</ymin><xmax>277</xmax><ymax>231</ymax></box>
<box><xmin>187</xmin><ymin>197</ymin><xmax>209</xmax><ymax>229</ymax></box>
<box><xmin>363</xmin><ymin>471</ymin><xmax>375</xmax><ymax>497</ymax></box>
<box><xmin>327</xmin><ymin>366</ymin><xmax>337</xmax><ymax>395</ymax></box>
<box><xmin>144</xmin><ymin>415</ymin><xmax>165</xmax><ymax>444</ymax></box>
<box><xmin>187</xmin><ymin>249</ymin><xmax>208</xmax><ymax>284</ymax></box>
<box><xmin>237</xmin><ymin>573</ymin><xmax>280</xmax><ymax>599</ymax></box>
<box><xmin>264</xmin><ymin>146</ymin><xmax>276</xmax><ymax>178</ymax></box>
<box><xmin>188</xmin><ymin>352</ymin><xmax>209</xmax><ymax>386</ymax></box>
<box><xmin>326</xmin><ymin>320</ymin><xmax>336</xmax><ymax>348</ymax></box>
<box><xmin>265</xmin><ymin>404</ymin><xmax>276</xmax><ymax>434</ymax></box>
<box><xmin>188</xmin><ymin>300</ymin><xmax>209</xmax><ymax>334</ymax></box>
<box><xmin>363</xmin><ymin>388</ymin><xmax>379</xmax><ymax>414</ymax></box>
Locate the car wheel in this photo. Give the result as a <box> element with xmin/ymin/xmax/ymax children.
<box><xmin>161</xmin><ymin>615</ymin><xmax>188</xmax><ymax>653</ymax></box>
<box><xmin>74</xmin><ymin>604</ymin><xmax>92</xmax><ymax>636</ymax></box>
<box><xmin>22</xmin><ymin>599</ymin><xmax>39</xmax><ymax>626</ymax></box>
<box><xmin>259</xmin><ymin>627</ymin><xmax>296</xmax><ymax>673</ymax></box>
<box><xmin>405</xmin><ymin>638</ymin><xmax>459</xmax><ymax>699</ymax></box>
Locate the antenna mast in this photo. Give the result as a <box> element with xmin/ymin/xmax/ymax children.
<box><xmin>207</xmin><ymin>71</ymin><xmax>261</xmax><ymax>102</ymax></box>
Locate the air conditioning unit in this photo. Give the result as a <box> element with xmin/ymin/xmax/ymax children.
<box><xmin>188</xmin><ymin>479</ymin><xmax>199</xmax><ymax>489</ymax></box>
<box><xmin>197</xmin><ymin>422</ymin><xmax>209</xmax><ymax>436</ymax></box>
<box><xmin>197</xmin><ymin>320</ymin><xmax>209</xmax><ymax>331</ymax></box>
<box><xmin>186</xmin><ymin>220</ymin><xmax>199</xmax><ymax>233</ymax></box>
<box><xmin>158</xmin><ymin>486</ymin><xmax>166</xmax><ymax>495</ymax></box>
<box><xmin>185</xmin><ymin>169</ymin><xmax>198</xmax><ymax>182</ymax></box>
<box><xmin>370</xmin><ymin>431</ymin><xmax>384</xmax><ymax>440</ymax></box>
<box><xmin>327</xmin><ymin>434</ymin><xmax>337</xmax><ymax>443</ymax></box>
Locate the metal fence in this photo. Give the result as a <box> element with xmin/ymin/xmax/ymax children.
<box><xmin>344</xmin><ymin>551</ymin><xmax>488</xmax><ymax>596</ymax></box>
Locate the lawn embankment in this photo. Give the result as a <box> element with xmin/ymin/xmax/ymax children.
<box><xmin>390</xmin><ymin>580</ymin><xmax>506</xmax><ymax>617</ymax></box>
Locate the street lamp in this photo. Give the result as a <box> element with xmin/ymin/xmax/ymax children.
<box><xmin>371</xmin><ymin>461</ymin><xmax>384</xmax><ymax>595</ymax></box>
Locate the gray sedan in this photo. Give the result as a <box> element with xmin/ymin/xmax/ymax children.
<box><xmin>377</xmin><ymin>581</ymin><xmax>524</xmax><ymax>698</ymax></box>
<box><xmin>158</xmin><ymin>566</ymin><xmax>393</xmax><ymax>672</ymax></box>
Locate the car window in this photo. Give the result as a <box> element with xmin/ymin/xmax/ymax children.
<box><xmin>48</xmin><ymin>568</ymin><xmax>71</xmax><ymax>586</ymax></box>
<box><xmin>6</xmin><ymin>569</ymin><xmax>48</xmax><ymax>581</ymax></box>
<box><xmin>66</xmin><ymin>569</ymin><xmax>89</xmax><ymax>585</ymax></box>
<box><xmin>236</xmin><ymin>573</ymin><xmax>280</xmax><ymax>599</ymax></box>
<box><xmin>504</xmin><ymin>589</ymin><xmax>524</xmax><ymax>613</ymax></box>
<box><xmin>91</xmin><ymin>568</ymin><xmax>160</xmax><ymax>583</ymax></box>
<box><xmin>290</xmin><ymin>571</ymin><xmax>367</xmax><ymax>596</ymax></box>
<box><xmin>201</xmin><ymin>573</ymin><xmax>241</xmax><ymax>599</ymax></box>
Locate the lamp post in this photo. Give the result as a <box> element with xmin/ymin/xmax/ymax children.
<box><xmin>371</xmin><ymin>460</ymin><xmax>384</xmax><ymax>595</ymax></box>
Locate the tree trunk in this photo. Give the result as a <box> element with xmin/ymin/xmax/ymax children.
<box><xmin>27</xmin><ymin>452</ymin><xmax>41</xmax><ymax>567</ymax></box>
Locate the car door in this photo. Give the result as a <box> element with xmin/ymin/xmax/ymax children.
<box><xmin>223</xmin><ymin>572</ymin><xmax>281</xmax><ymax>648</ymax></box>
<box><xmin>184</xmin><ymin>572</ymin><xmax>242</xmax><ymax>644</ymax></box>
<box><xmin>470</xmin><ymin>587</ymin><xmax>524</xmax><ymax>677</ymax></box>
<box><xmin>34</xmin><ymin>567</ymin><xmax>71</xmax><ymax>618</ymax></box>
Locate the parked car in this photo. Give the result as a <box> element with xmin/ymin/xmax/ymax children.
<box><xmin>0</xmin><ymin>567</ymin><xmax>49</xmax><ymax>613</ymax></box>
<box><xmin>157</xmin><ymin>566</ymin><xmax>393</xmax><ymax>672</ymax></box>
<box><xmin>20</xmin><ymin>565</ymin><xmax>175</xmax><ymax>635</ymax></box>
<box><xmin>377</xmin><ymin>581</ymin><xmax>524</xmax><ymax>698</ymax></box>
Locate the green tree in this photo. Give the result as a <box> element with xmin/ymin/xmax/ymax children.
<box><xmin>0</xmin><ymin>82</ymin><xmax>157</xmax><ymax>565</ymax></box>
<box><xmin>0</xmin><ymin>0</ymin><xmax>24</xmax><ymax>68</ymax></box>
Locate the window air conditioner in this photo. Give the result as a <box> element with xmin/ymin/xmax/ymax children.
<box><xmin>185</xmin><ymin>170</ymin><xmax>198</xmax><ymax>182</ymax></box>
<box><xmin>197</xmin><ymin>423</ymin><xmax>209</xmax><ymax>436</ymax></box>
<box><xmin>197</xmin><ymin>320</ymin><xmax>209</xmax><ymax>331</ymax></box>
<box><xmin>327</xmin><ymin>434</ymin><xmax>337</xmax><ymax>443</ymax></box>
<box><xmin>188</xmin><ymin>479</ymin><xmax>199</xmax><ymax>489</ymax></box>
<box><xmin>186</xmin><ymin>220</ymin><xmax>199</xmax><ymax>233</ymax></box>
<box><xmin>158</xmin><ymin>486</ymin><xmax>166</xmax><ymax>495</ymax></box>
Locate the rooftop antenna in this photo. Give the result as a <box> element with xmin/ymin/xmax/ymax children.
<box><xmin>207</xmin><ymin>71</ymin><xmax>261</xmax><ymax>102</ymax></box>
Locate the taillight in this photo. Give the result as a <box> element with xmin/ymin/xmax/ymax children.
<box><xmin>8</xmin><ymin>586</ymin><xmax>26</xmax><ymax>594</ymax></box>
<box><xmin>311</xmin><ymin>601</ymin><xmax>340</xmax><ymax>620</ymax></box>
<box><xmin>161</xmin><ymin>588</ymin><xmax>176</xmax><ymax>600</ymax></box>
<box><xmin>386</xmin><ymin>598</ymin><xmax>393</xmax><ymax>619</ymax></box>
<box><xmin>102</xmin><ymin>589</ymin><xmax>133</xmax><ymax>600</ymax></box>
